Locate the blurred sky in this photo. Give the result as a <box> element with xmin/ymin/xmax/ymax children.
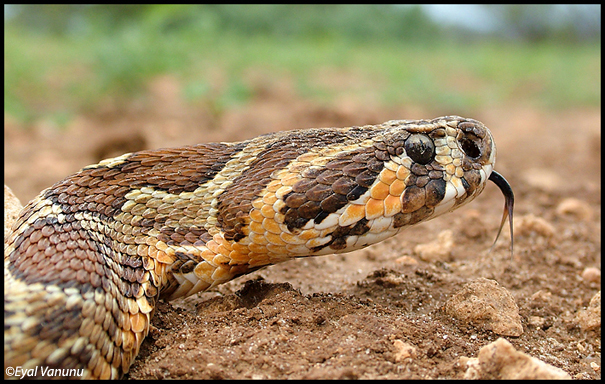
<box><xmin>420</xmin><ymin>4</ymin><xmax>600</xmax><ymax>33</ymax></box>
<box><xmin>5</xmin><ymin>4</ymin><xmax>601</xmax><ymax>35</ymax></box>
<box><xmin>419</xmin><ymin>5</ymin><xmax>500</xmax><ymax>32</ymax></box>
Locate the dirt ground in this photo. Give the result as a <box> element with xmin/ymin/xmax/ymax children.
<box><xmin>4</xmin><ymin>75</ymin><xmax>601</xmax><ymax>379</ymax></box>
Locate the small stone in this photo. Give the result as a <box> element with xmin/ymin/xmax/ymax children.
<box><xmin>392</xmin><ymin>339</ymin><xmax>416</xmax><ymax>362</ymax></box>
<box><xmin>461</xmin><ymin>357</ymin><xmax>481</xmax><ymax>380</ymax></box>
<box><xmin>581</xmin><ymin>267</ymin><xmax>601</xmax><ymax>283</ymax></box>
<box><xmin>394</xmin><ymin>255</ymin><xmax>419</xmax><ymax>265</ymax></box>
<box><xmin>414</xmin><ymin>229</ymin><xmax>454</xmax><ymax>262</ymax></box>
<box><xmin>522</xmin><ymin>168</ymin><xmax>564</xmax><ymax>193</ymax></box>
<box><xmin>555</xmin><ymin>198</ymin><xmax>592</xmax><ymax>221</ymax></box>
<box><xmin>528</xmin><ymin>316</ymin><xmax>546</xmax><ymax>328</ymax></box>
<box><xmin>463</xmin><ymin>338</ymin><xmax>571</xmax><ymax>379</ymax></box>
<box><xmin>574</xmin><ymin>291</ymin><xmax>601</xmax><ymax>331</ymax></box>
<box><xmin>445</xmin><ymin>278</ymin><xmax>523</xmax><ymax>337</ymax></box>
<box><xmin>514</xmin><ymin>214</ymin><xmax>555</xmax><ymax>239</ymax></box>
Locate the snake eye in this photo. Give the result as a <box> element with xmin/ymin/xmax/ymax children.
<box><xmin>460</xmin><ymin>132</ymin><xmax>482</xmax><ymax>159</ymax></box>
<box><xmin>405</xmin><ymin>134</ymin><xmax>435</xmax><ymax>165</ymax></box>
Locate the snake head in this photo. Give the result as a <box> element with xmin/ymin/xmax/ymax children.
<box><xmin>373</xmin><ymin>116</ymin><xmax>496</xmax><ymax>221</ymax></box>
<box><xmin>269</xmin><ymin>116</ymin><xmax>513</xmax><ymax>257</ymax></box>
<box><xmin>375</xmin><ymin>116</ymin><xmax>513</xmax><ymax>254</ymax></box>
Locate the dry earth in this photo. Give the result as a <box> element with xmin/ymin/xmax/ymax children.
<box><xmin>4</xmin><ymin>75</ymin><xmax>601</xmax><ymax>379</ymax></box>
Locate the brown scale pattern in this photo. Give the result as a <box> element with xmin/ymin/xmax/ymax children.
<box><xmin>6</xmin><ymin>142</ymin><xmax>252</xmax><ymax>378</ymax></box>
<box><xmin>215</xmin><ymin>128</ymin><xmax>379</xmax><ymax>242</ymax></box>
<box><xmin>281</xmin><ymin>145</ymin><xmax>384</xmax><ymax>233</ymax></box>
<box><xmin>10</xmin><ymin>217</ymin><xmax>104</xmax><ymax>288</ymax></box>
<box><xmin>7</xmin><ymin>221</ymin><xmax>135</xmax><ymax>376</ymax></box>
<box><xmin>279</xmin><ymin>129</ymin><xmax>445</xmax><ymax>239</ymax></box>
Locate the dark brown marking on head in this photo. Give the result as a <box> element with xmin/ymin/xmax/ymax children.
<box><xmin>416</xmin><ymin>176</ymin><xmax>430</xmax><ymax>188</ymax></box>
<box><xmin>411</xmin><ymin>163</ymin><xmax>428</xmax><ymax>176</ymax></box>
<box><xmin>393</xmin><ymin>206</ymin><xmax>434</xmax><ymax>228</ymax></box>
<box><xmin>297</xmin><ymin>201</ymin><xmax>323</xmax><ymax>220</ymax></box>
<box><xmin>331</xmin><ymin>177</ymin><xmax>356</xmax><ymax>195</ymax></box>
<box><xmin>305</xmin><ymin>184</ymin><xmax>333</xmax><ymax>202</ymax></box>
<box><xmin>400</xmin><ymin>185</ymin><xmax>426</xmax><ymax>213</ymax></box>
<box><xmin>346</xmin><ymin>185</ymin><xmax>367</xmax><ymax>201</ymax></box>
<box><xmin>425</xmin><ymin>178</ymin><xmax>446</xmax><ymax>207</ymax></box>
<box><xmin>284</xmin><ymin>193</ymin><xmax>307</xmax><ymax>209</ymax></box>
<box><xmin>320</xmin><ymin>193</ymin><xmax>349</xmax><ymax>212</ymax></box>
<box><xmin>428</xmin><ymin>170</ymin><xmax>444</xmax><ymax>179</ymax></box>
<box><xmin>462</xmin><ymin>169</ymin><xmax>482</xmax><ymax>196</ymax></box>
<box><xmin>279</xmin><ymin>146</ymin><xmax>382</xmax><ymax>232</ymax></box>
<box><xmin>383</xmin><ymin>131</ymin><xmax>410</xmax><ymax>155</ymax></box>
<box><xmin>217</xmin><ymin>128</ymin><xmax>381</xmax><ymax>240</ymax></box>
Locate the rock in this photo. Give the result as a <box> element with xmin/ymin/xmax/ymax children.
<box><xmin>445</xmin><ymin>278</ymin><xmax>523</xmax><ymax>337</ymax></box>
<box><xmin>459</xmin><ymin>209</ymin><xmax>488</xmax><ymax>240</ymax></box>
<box><xmin>460</xmin><ymin>356</ymin><xmax>482</xmax><ymax>379</ymax></box>
<box><xmin>394</xmin><ymin>255</ymin><xmax>419</xmax><ymax>265</ymax></box>
<box><xmin>462</xmin><ymin>338</ymin><xmax>571</xmax><ymax>379</ymax></box>
<box><xmin>392</xmin><ymin>339</ymin><xmax>416</xmax><ymax>363</ymax></box>
<box><xmin>527</xmin><ymin>316</ymin><xmax>546</xmax><ymax>329</ymax></box>
<box><xmin>522</xmin><ymin>168</ymin><xmax>564</xmax><ymax>193</ymax></box>
<box><xmin>414</xmin><ymin>229</ymin><xmax>454</xmax><ymax>262</ymax></box>
<box><xmin>574</xmin><ymin>291</ymin><xmax>601</xmax><ymax>331</ymax></box>
<box><xmin>555</xmin><ymin>198</ymin><xmax>592</xmax><ymax>221</ymax></box>
<box><xmin>581</xmin><ymin>267</ymin><xmax>601</xmax><ymax>284</ymax></box>
<box><xmin>514</xmin><ymin>214</ymin><xmax>556</xmax><ymax>239</ymax></box>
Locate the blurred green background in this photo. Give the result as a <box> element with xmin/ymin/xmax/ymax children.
<box><xmin>4</xmin><ymin>4</ymin><xmax>601</xmax><ymax>125</ymax></box>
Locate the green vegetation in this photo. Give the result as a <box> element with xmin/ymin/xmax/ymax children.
<box><xmin>4</xmin><ymin>5</ymin><xmax>601</xmax><ymax>123</ymax></box>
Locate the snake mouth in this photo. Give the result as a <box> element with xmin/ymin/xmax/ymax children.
<box><xmin>488</xmin><ymin>170</ymin><xmax>514</xmax><ymax>257</ymax></box>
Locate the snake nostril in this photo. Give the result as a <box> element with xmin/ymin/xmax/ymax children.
<box><xmin>460</xmin><ymin>133</ymin><xmax>482</xmax><ymax>159</ymax></box>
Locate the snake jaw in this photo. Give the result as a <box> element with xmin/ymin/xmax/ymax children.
<box><xmin>487</xmin><ymin>170</ymin><xmax>515</xmax><ymax>257</ymax></box>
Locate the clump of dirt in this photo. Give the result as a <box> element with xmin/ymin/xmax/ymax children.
<box><xmin>4</xmin><ymin>75</ymin><xmax>600</xmax><ymax>379</ymax></box>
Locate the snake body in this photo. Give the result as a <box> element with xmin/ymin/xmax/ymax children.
<box><xmin>4</xmin><ymin>116</ymin><xmax>512</xmax><ymax>379</ymax></box>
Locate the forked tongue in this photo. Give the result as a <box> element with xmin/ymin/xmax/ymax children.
<box><xmin>487</xmin><ymin>171</ymin><xmax>514</xmax><ymax>257</ymax></box>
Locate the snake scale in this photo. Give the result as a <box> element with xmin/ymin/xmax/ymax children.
<box><xmin>4</xmin><ymin>116</ymin><xmax>514</xmax><ymax>379</ymax></box>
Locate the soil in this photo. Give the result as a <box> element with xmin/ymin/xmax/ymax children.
<box><xmin>4</xmin><ymin>75</ymin><xmax>601</xmax><ymax>379</ymax></box>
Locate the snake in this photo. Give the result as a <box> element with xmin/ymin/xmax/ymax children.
<box><xmin>4</xmin><ymin>116</ymin><xmax>514</xmax><ymax>379</ymax></box>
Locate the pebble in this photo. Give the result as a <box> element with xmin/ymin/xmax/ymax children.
<box><xmin>462</xmin><ymin>338</ymin><xmax>571</xmax><ymax>379</ymax></box>
<box><xmin>581</xmin><ymin>267</ymin><xmax>600</xmax><ymax>283</ymax></box>
<box><xmin>522</xmin><ymin>168</ymin><xmax>565</xmax><ymax>193</ymax></box>
<box><xmin>527</xmin><ymin>316</ymin><xmax>546</xmax><ymax>329</ymax></box>
<box><xmin>445</xmin><ymin>278</ymin><xmax>523</xmax><ymax>337</ymax></box>
<box><xmin>514</xmin><ymin>214</ymin><xmax>555</xmax><ymax>239</ymax></box>
<box><xmin>394</xmin><ymin>255</ymin><xmax>419</xmax><ymax>265</ymax></box>
<box><xmin>414</xmin><ymin>229</ymin><xmax>453</xmax><ymax>262</ymax></box>
<box><xmin>392</xmin><ymin>339</ymin><xmax>416</xmax><ymax>363</ymax></box>
<box><xmin>555</xmin><ymin>198</ymin><xmax>592</xmax><ymax>221</ymax></box>
<box><xmin>574</xmin><ymin>291</ymin><xmax>601</xmax><ymax>331</ymax></box>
